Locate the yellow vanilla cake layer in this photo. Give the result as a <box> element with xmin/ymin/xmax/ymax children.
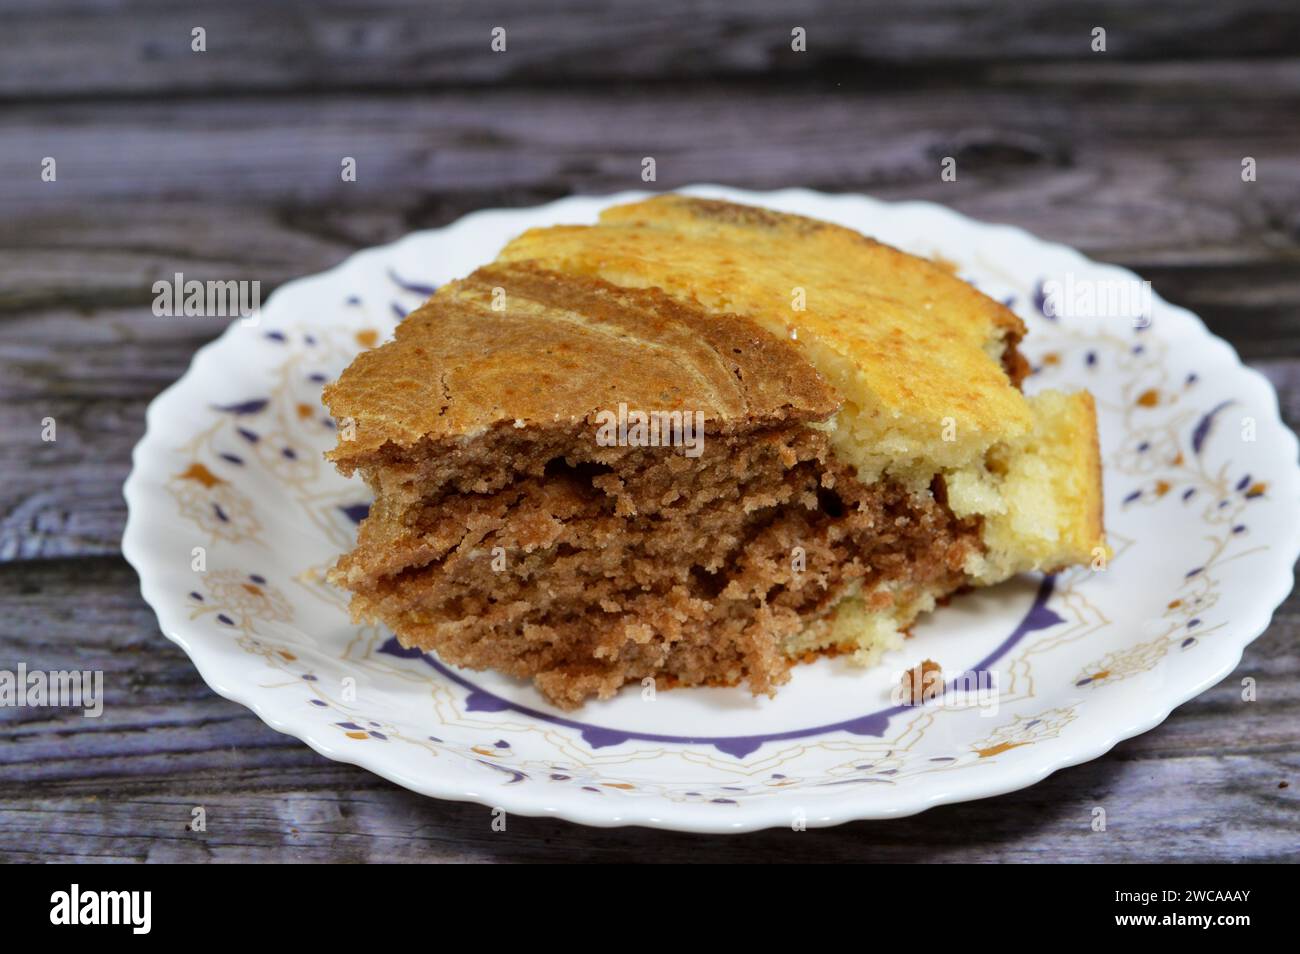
<box><xmin>785</xmin><ymin>388</ymin><xmax>1105</xmax><ymax>662</ymax></box>
<box><xmin>497</xmin><ymin>194</ymin><xmax>1034</xmax><ymax>487</ymax></box>
<box><xmin>952</xmin><ymin>388</ymin><xmax>1105</xmax><ymax>584</ymax></box>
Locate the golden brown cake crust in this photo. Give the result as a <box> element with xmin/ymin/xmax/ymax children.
<box><xmin>323</xmin><ymin>262</ymin><xmax>840</xmax><ymax>468</ymax></box>
<box><xmin>498</xmin><ymin>195</ymin><xmax>1035</xmax><ymax>479</ymax></box>
<box><xmin>606</xmin><ymin>194</ymin><xmax>1024</xmax><ymax>343</ymax></box>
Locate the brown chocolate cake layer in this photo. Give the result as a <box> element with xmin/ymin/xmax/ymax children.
<box><xmin>335</xmin><ymin>423</ymin><xmax>982</xmax><ymax>708</ymax></box>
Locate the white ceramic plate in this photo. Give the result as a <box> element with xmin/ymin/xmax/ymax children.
<box><xmin>123</xmin><ymin>186</ymin><xmax>1300</xmax><ymax>832</ymax></box>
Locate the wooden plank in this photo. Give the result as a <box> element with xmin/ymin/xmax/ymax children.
<box><xmin>0</xmin><ymin>557</ymin><xmax>1294</xmax><ymax>861</ymax></box>
<box><xmin>1</xmin><ymin>752</ymin><xmax>1295</xmax><ymax>863</ymax></box>
<box><xmin>1</xmin><ymin>71</ymin><xmax>1298</xmax><ymax>277</ymax></box>
<box><xmin>4</xmin><ymin>1</ymin><xmax>1300</xmax><ymax>99</ymax></box>
<box><xmin>5</xmin><ymin>75</ymin><xmax>1298</xmax><ymax>213</ymax></box>
<box><xmin>0</xmin><ymin>203</ymin><xmax>358</xmax><ymax>314</ymax></box>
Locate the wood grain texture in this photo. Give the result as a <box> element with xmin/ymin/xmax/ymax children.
<box><xmin>0</xmin><ymin>1</ymin><xmax>1297</xmax><ymax>862</ymax></box>
<box><xmin>5</xmin><ymin>1</ymin><xmax>1300</xmax><ymax>99</ymax></box>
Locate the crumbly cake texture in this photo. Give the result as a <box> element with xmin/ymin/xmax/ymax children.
<box><xmin>324</xmin><ymin>196</ymin><xmax>1105</xmax><ymax>708</ymax></box>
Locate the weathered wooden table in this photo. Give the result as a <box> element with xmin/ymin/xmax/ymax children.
<box><xmin>1</xmin><ymin>2</ymin><xmax>1296</xmax><ymax>862</ymax></box>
